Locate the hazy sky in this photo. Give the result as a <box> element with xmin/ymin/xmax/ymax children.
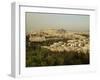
<box><xmin>26</xmin><ymin>12</ymin><xmax>89</xmax><ymax>33</ymax></box>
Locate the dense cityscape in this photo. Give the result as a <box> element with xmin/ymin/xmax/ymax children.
<box><xmin>26</xmin><ymin>29</ymin><xmax>89</xmax><ymax>67</ymax></box>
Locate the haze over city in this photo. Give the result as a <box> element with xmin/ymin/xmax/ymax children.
<box><xmin>26</xmin><ymin>12</ymin><xmax>89</xmax><ymax>33</ymax></box>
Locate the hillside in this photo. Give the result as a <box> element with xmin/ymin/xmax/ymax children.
<box><xmin>26</xmin><ymin>29</ymin><xmax>89</xmax><ymax>67</ymax></box>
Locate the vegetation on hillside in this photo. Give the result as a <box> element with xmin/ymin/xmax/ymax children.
<box><xmin>26</xmin><ymin>33</ymin><xmax>89</xmax><ymax>67</ymax></box>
